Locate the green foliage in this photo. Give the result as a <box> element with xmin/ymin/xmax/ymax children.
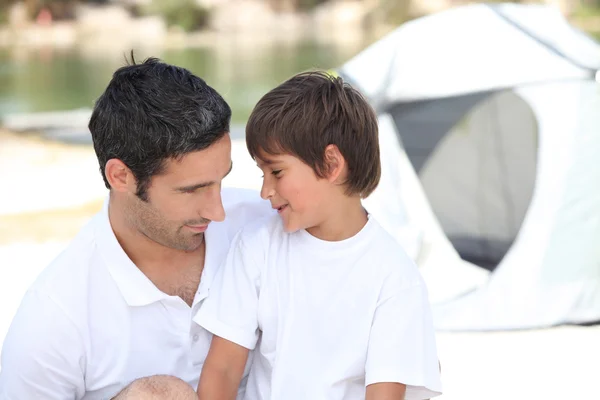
<box><xmin>296</xmin><ymin>0</ymin><xmax>327</xmax><ymax>11</ymax></box>
<box><xmin>142</xmin><ymin>0</ymin><xmax>209</xmax><ymax>32</ymax></box>
<box><xmin>0</xmin><ymin>0</ymin><xmax>15</xmax><ymax>23</ymax></box>
<box><xmin>479</xmin><ymin>0</ymin><xmax>531</xmax><ymax>3</ymax></box>
<box><xmin>572</xmin><ymin>3</ymin><xmax>600</xmax><ymax>18</ymax></box>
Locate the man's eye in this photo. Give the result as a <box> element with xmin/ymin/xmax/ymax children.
<box><xmin>272</xmin><ymin>170</ymin><xmax>281</xmax><ymax>176</ymax></box>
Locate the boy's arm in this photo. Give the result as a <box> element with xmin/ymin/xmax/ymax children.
<box><xmin>365</xmin><ymin>272</ymin><xmax>442</xmax><ymax>400</ymax></box>
<box><xmin>197</xmin><ymin>336</ymin><xmax>249</xmax><ymax>400</ymax></box>
<box><xmin>366</xmin><ymin>382</ymin><xmax>407</xmax><ymax>400</ymax></box>
<box><xmin>194</xmin><ymin>226</ymin><xmax>264</xmax><ymax>398</ymax></box>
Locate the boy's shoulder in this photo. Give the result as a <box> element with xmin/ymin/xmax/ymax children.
<box><xmin>366</xmin><ymin>217</ymin><xmax>423</xmax><ymax>284</ymax></box>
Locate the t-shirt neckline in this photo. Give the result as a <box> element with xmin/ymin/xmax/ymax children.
<box><xmin>294</xmin><ymin>214</ymin><xmax>374</xmax><ymax>253</ymax></box>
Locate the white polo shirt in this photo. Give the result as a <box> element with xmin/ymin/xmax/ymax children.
<box><xmin>195</xmin><ymin>215</ymin><xmax>442</xmax><ymax>400</ymax></box>
<box><xmin>0</xmin><ymin>187</ymin><xmax>273</xmax><ymax>400</ymax></box>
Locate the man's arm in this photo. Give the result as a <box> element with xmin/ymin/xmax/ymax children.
<box><xmin>0</xmin><ymin>290</ymin><xmax>85</xmax><ymax>399</ymax></box>
<box><xmin>197</xmin><ymin>336</ymin><xmax>249</xmax><ymax>400</ymax></box>
<box><xmin>366</xmin><ymin>382</ymin><xmax>407</xmax><ymax>400</ymax></box>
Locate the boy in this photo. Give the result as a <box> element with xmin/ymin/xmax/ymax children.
<box><xmin>194</xmin><ymin>71</ymin><xmax>442</xmax><ymax>400</ymax></box>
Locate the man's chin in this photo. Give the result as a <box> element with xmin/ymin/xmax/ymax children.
<box><xmin>159</xmin><ymin>232</ymin><xmax>204</xmax><ymax>253</ymax></box>
<box><xmin>181</xmin><ymin>235</ymin><xmax>205</xmax><ymax>252</ymax></box>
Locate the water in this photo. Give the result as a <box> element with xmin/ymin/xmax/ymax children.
<box><xmin>0</xmin><ymin>38</ymin><xmax>375</xmax><ymax>124</ymax></box>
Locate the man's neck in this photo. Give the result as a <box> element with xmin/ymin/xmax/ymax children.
<box><xmin>108</xmin><ymin>200</ymin><xmax>206</xmax><ymax>306</ymax></box>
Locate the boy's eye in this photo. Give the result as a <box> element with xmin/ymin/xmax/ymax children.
<box><xmin>260</xmin><ymin>170</ymin><xmax>282</xmax><ymax>179</ymax></box>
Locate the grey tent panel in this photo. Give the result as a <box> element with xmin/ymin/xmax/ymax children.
<box><xmin>387</xmin><ymin>90</ymin><xmax>538</xmax><ymax>269</ymax></box>
<box><xmin>386</xmin><ymin>93</ymin><xmax>490</xmax><ymax>173</ymax></box>
<box><xmin>446</xmin><ymin>236</ymin><xmax>512</xmax><ymax>271</ymax></box>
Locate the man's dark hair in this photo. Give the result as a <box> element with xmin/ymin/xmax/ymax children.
<box><xmin>89</xmin><ymin>54</ymin><xmax>231</xmax><ymax>201</ymax></box>
<box><xmin>246</xmin><ymin>70</ymin><xmax>380</xmax><ymax>198</ymax></box>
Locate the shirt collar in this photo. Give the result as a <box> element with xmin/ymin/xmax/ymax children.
<box><xmin>95</xmin><ymin>196</ymin><xmax>232</xmax><ymax>307</ymax></box>
<box><xmin>193</xmin><ymin>218</ymin><xmax>229</xmax><ymax>306</ymax></box>
<box><xmin>95</xmin><ymin>197</ymin><xmax>171</xmax><ymax>307</ymax></box>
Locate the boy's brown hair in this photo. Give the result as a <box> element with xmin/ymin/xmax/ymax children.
<box><xmin>246</xmin><ymin>70</ymin><xmax>381</xmax><ymax>198</ymax></box>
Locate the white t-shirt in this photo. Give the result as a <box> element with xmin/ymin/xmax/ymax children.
<box><xmin>0</xmin><ymin>187</ymin><xmax>273</xmax><ymax>400</ymax></box>
<box><xmin>195</xmin><ymin>214</ymin><xmax>443</xmax><ymax>400</ymax></box>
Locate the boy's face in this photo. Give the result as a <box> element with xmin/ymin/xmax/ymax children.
<box><xmin>256</xmin><ymin>152</ymin><xmax>329</xmax><ymax>233</ymax></box>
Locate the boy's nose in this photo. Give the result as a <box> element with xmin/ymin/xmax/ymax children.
<box><xmin>260</xmin><ymin>183</ymin><xmax>274</xmax><ymax>200</ymax></box>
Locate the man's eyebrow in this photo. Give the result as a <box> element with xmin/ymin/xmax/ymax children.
<box><xmin>175</xmin><ymin>162</ymin><xmax>233</xmax><ymax>192</ymax></box>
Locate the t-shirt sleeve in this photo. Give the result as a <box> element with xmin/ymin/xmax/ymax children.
<box><xmin>0</xmin><ymin>289</ymin><xmax>86</xmax><ymax>400</ymax></box>
<box><xmin>194</xmin><ymin>229</ymin><xmax>262</xmax><ymax>350</ymax></box>
<box><xmin>365</xmin><ymin>274</ymin><xmax>442</xmax><ymax>400</ymax></box>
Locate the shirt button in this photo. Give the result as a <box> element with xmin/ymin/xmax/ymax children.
<box><xmin>193</xmin><ymin>334</ymin><xmax>199</xmax><ymax>342</ymax></box>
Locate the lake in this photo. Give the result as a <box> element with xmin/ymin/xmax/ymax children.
<box><xmin>0</xmin><ymin>36</ymin><xmax>380</xmax><ymax>125</ymax></box>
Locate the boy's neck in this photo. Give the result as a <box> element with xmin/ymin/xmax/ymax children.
<box><xmin>306</xmin><ymin>196</ymin><xmax>368</xmax><ymax>242</ymax></box>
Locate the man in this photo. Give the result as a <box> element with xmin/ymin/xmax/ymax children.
<box><xmin>0</xmin><ymin>56</ymin><xmax>272</xmax><ymax>399</ymax></box>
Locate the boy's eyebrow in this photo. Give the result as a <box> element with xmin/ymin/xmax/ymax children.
<box><xmin>256</xmin><ymin>157</ymin><xmax>279</xmax><ymax>166</ymax></box>
<box><xmin>175</xmin><ymin>162</ymin><xmax>233</xmax><ymax>192</ymax></box>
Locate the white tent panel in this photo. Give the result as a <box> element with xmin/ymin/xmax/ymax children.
<box><xmin>433</xmin><ymin>81</ymin><xmax>600</xmax><ymax>330</ymax></box>
<box><xmin>493</xmin><ymin>3</ymin><xmax>600</xmax><ymax>69</ymax></box>
<box><xmin>340</xmin><ymin>4</ymin><xmax>597</xmax><ymax>102</ymax></box>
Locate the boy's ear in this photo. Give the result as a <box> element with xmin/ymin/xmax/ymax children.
<box><xmin>323</xmin><ymin>144</ymin><xmax>345</xmax><ymax>183</ymax></box>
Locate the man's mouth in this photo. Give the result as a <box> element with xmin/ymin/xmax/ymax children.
<box><xmin>185</xmin><ymin>224</ymin><xmax>209</xmax><ymax>233</ymax></box>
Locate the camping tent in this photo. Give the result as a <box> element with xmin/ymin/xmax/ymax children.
<box><xmin>337</xmin><ymin>2</ymin><xmax>600</xmax><ymax>330</ymax></box>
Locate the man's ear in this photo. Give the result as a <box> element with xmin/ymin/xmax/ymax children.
<box><xmin>105</xmin><ymin>159</ymin><xmax>136</xmax><ymax>193</ymax></box>
<box><xmin>323</xmin><ymin>144</ymin><xmax>346</xmax><ymax>183</ymax></box>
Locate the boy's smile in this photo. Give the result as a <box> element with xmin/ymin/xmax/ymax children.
<box><xmin>273</xmin><ymin>204</ymin><xmax>288</xmax><ymax>213</ymax></box>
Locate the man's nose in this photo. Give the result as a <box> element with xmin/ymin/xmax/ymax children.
<box><xmin>203</xmin><ymin>188</ymin><xmax>226</xmax><ymax>222</ymax></box>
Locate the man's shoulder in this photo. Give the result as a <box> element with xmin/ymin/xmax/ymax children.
<box><xmin>28</xmin><ymin>213</ymin><xmax>102</xmax><ymax>301</ymax></box>
<box><xmin>220</xmin><ymin>187</ymin><xmax>275</xmax><ymax>237</ymax></box>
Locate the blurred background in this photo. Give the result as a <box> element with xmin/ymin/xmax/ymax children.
<box><xmin>1</xmin><ymin>1</ymin><xmax>600</xmax><ymax>399</ymax></box>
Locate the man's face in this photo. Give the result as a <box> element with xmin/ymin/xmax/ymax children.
<box><xmin>125</xmin><ymin>134</ymin><xmax>232</xmax><ymax>252</ymax></box>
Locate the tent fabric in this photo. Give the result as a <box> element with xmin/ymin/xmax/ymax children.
<box><xmin>340</xmin><ymin>3</ymin><xmax>600</xmax><ymax>103</ymax></box>
<box><xmin>417</xmin><ymin>90</ymin><xmax>538</xmax><ymax>268</ymax></box>
<box><xmin>337</xmin><ymin>3</ymin><xmax>600</xmax><ymax>330</ymax></box>
<box><xmin>433</xmin><ymin>81</ymin><xmax>600</xmax><ymax>330</ymax></box>
<box><xmin>362</xmin><ymin>114</ymin><xmax>490</xmax><ymax>304</ymax></box>
<box><xmin>386</xmin><ymin>93</ymin><xmax>489</xmax><ymax>173</ymax></box>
